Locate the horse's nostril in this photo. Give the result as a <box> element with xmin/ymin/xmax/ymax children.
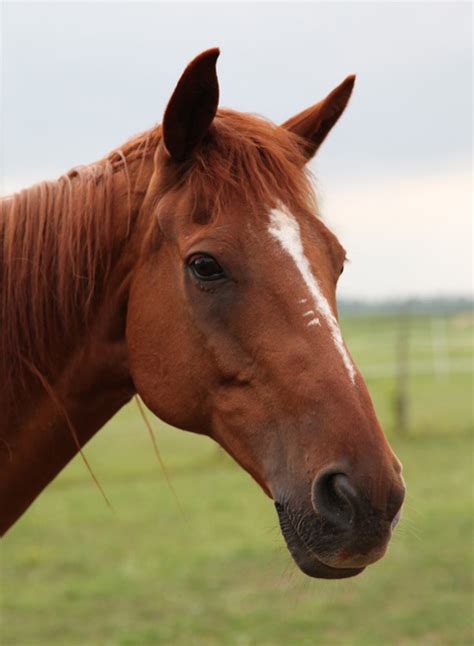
<box><xmin>312</xmin><ymin>468</ymin><xmax>358</xmax><ymax>530</ymax></box>
<box><xmin>333</xmin><ymin>473</ymin><xmax>359</xmax><ymax>509</ymax></box>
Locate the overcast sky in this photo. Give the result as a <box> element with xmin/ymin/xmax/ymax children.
<box><xmin>1</xmin><ymin>2</ymin><xmax>472</xmax><ymax>299</ymax></box>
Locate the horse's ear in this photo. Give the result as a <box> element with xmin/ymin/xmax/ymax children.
<box><xmin>282</xmin><ymin>75</ymin><xmax>355</xmax><ymax>162</ymax></box>
<box><xmin>162</xmin><ymin>48</ymin><xmax>220</xmax><ymax>162</ymax></box>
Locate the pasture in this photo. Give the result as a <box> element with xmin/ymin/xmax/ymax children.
<box><xmin>3</xmin><ymin>312</ymin><xmax>473</xmax><ymax>645</ymax></box>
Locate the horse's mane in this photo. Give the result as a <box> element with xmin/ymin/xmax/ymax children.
<box><xmin>0</xmin><ymin>109</ymin><xmax>315</xmax><ymax>396</ymax></box>
<box><xmin>0</xmin><ymin>126</ymin><xmax>157</xmax><ymax>394</ymax></box>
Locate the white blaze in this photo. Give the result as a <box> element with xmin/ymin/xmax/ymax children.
<box><xmin>268</xmin><ymin>207</ymin><xmax>356</xmax><ymax>384</ymax></box>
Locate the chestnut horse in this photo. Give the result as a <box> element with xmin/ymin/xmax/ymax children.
<box><xmin>0</xmin><ymin>49</ymin><xmax>405</xmax><ymax>579</ymax></box>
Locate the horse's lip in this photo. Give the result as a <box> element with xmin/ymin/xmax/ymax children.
<box><xmin>275</xmin><ymin>502</ymin><xmax>365</xmax><ymax>580</ymax></box>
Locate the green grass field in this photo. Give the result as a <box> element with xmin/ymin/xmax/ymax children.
<box><xmin>2</xmin><ymin>313</ymin><xmax>473</xmax><ymax>645</ymax></box>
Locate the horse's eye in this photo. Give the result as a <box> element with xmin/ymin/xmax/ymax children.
<box><xmin>188</xmin><ymin>254</ymin><xmax>226</xmax><ymax>281</ymax></box>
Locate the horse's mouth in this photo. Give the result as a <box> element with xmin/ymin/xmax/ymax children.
<box><xmin>275</xmin><ymin>502</ymin><xmax>364</xmax><ymax>580</ymax></box>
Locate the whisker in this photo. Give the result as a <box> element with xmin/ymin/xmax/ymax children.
<box><xmin>135</xmin><ymin>395</ymin><xmax>186</xmax><ymax>521</ymax></box>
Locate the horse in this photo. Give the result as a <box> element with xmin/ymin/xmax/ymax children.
<box><xmin>0</xmin><ymin>49</ymin><xmax>405</xmax><ymax>579</ymax></box>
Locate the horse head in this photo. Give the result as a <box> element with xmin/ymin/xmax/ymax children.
<box><xmin>126</xmin><ymin>49</ymin><xmax>405</xmax><ymax>579</ymax></box>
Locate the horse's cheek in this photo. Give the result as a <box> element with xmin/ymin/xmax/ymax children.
<box><xmin>125</xmin><ymin>264</ymin><xmax>212</xmax><ymax>434</ymax></box>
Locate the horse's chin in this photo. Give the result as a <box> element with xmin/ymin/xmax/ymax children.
<box><xmin>275</xmin><ymin>503</ymin><xmax>365</xmax><ymax>580</ymax></box>
<box><xmin>290</xmin><ymin>549</ymin><xmax>365</xmax><ymax>580</ymax></box>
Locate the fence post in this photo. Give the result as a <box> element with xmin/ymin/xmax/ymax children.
<box><xmin>394</xmin><ymin>308</ymin><xmax>410</xmax><ymax>434</ymax></box>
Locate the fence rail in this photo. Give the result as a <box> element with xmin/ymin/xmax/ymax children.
<box><xmin>361</xmin><ymin>358</ymin><xmax>473</xmax><ymax>379</ymax></box>
<box><xmin>344</xmin><ymin>312</ymin><xmax>473</xmax><ymax>433</ymax></box>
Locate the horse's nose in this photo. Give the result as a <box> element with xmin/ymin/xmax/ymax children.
<box><xmin>386</xmin><ymin>480</ymin><xmax>406</xmax><ymax>526</ymax></box>
<box><xmin>311</xmin><ymin>465</ymin><xmax>405</xmax><ymax>531</ymax></box>
<box><xmin>311</xmin><ymin>467</ymin><xmax>360</xmax><ymax>530</ymax></box>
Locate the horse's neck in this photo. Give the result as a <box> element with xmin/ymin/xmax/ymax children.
<box><xmin>0</xmin><ymin>156</ymin><xmax>153</xmax><ymax>535</ymax></box>
<box><xmin>0</xmin><ymin>323</ymin><xmax>135</xmax><ymax>535</ymax></box>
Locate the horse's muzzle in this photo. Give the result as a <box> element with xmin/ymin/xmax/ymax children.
<box><xmin>275</xmin><ymin>502</ymin><xmax>365</xmax><ymax>579</ymax></box>
<box><xmin>275</xmin><ymin>464</ymin><xmax>405</xmax><ymax>579</ymax></box>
